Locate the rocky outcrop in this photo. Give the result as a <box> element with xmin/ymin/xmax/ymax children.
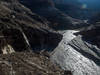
<box><xmin>0</xmin><ymin>0</ymin><xmax>65</xmax><ymax>74</ymax></box>
<box><xmin>51</xmin><ymin>29</ymin><xmax>100</xmax><ymax>75</ymax></box>
<box><xmin>1</xmin><ymin>0</ymin><xmax>100</xmax><ymax>75</ymax></box>
<box><xmin>0</xmin><ymin>0</ymin><xmax>62</xmax><ymax>53</ymax></box>
<box><xmin>75</xmin><ymin>25</ymin><xmax>100</xmax><ymax>48</ymax></box>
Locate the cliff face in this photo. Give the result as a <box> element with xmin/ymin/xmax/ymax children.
<box><xmin>0</xmin><ymin>0</ymin><xmax>65</xmax><ymax>74</ymax></box>
<box><xmin>76</xmin><ymin>25</ymin><xmax>100</xmax><ymax>48</ymax></box>
<box><xmin>0</xmin><ymin>0</ymin><xmax>100</xmax><ymax>75</ymax></box>
<box><xmin>0</xmin><ymin>0</ymin><xmax>62</xmax><ymax>53</ymax></box>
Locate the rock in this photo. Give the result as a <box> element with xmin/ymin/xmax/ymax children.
<box><xmin>50</xmin><ymin>30</ymin><xmax>100</xmax><ymax>75</ymax></box>
<box><xmin>0</xmin><ymin>0</ymin><xmax>64</xmax><ymax>74</ymax></box>
<box><xmin>1</xmin><ymin>0</ymin><xmax>100</xmax><ymax>75</ymax></box>
<box><xmin>89</xmin><ymin>13</ymin><xmax>100</xmax><ymax>24</ymax></box>
<box><xmin>20</xmin><ymin>0</ymin><xmax>86</xmax><ymax>30</ymax></box>
<box><xmin>0</xmin><ymin>0</ymin><xmax>62</xmax><ymax>53</ymax></box>
<box><xmin>75</xmin><ymin>25</ymin><xmax>100</xmax><ymax>48</ymax></box>
<box><xmin>0</xmin><ymin>52</ymin><xmax>65</xmax><ymax>75</ymax></box>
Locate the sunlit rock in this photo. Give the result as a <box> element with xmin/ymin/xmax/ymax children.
<box><xmin>51</xmin><ymin>30</ymin><xmax>100</xmax><ymax>75</ymax></box>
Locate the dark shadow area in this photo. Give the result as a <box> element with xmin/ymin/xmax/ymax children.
<box><xmin>20</xmin><ymin>0</ymin><xmax>86</xmax><ymax>30</ymax></box>
<box><xmin>2</xmin><ymin>29</ymin><xmax>29</xmax><ymax>52</ymax></box>
<box><xmin>22</xmin><ymin>26</ymin><xmax>63</xmax><ymax>52</ymax></box>
<box><xmin>1</xmin><ymin>27</ymin><xmax>62</xmax><ymax>52</ymax></box>
<box><xmin>76</xmin><ymin>26</ymin><xmax>100</xmax><ymax>48</ymax></box>
<box><xmin>64</xmin><ymin>70</ymin><xmax>73</xmax><ymax>75</ymax></box>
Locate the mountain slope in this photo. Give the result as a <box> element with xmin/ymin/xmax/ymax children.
<box><xmin>51</xmin><ymin>25</ymin><xmax>100</xmax><ymax>75</ymax></box>
<box><xmin>0</xmin><ymin>0</ymin><xmax>62</xmax><ymax>53</ymax></box>
<box><xmin>0</xmin><ymin>0</ymin><xmax>65</xmax><ymax>75</ymax></box>
<box><xmin>20</xmin><ymin>0</ymin><xmax>86</xmax><ymax>30</ymax></box>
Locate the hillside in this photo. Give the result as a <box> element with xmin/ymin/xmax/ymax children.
<box><xmin>20</xmin><ymin>0</ymin><xmax>86</xmax><ymax>30</ymax></box>
<box><xmin>0</xmin><ymin>0</ymin><xmax>100</xmax><ymax>75</ymax></box>
<box><xmin>0</xmin><ymin>0</ymin><xmax>65</xmax><ymax>75</ymax></box>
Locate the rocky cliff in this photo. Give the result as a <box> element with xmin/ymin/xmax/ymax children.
<box><xmin>0</xmin><ymin>0</ymin><xmax>63</xmax><ymax>53</ymax></box>
<box><xmin>0</xmin><ymin>0</ymin><xmax>65</xmax><ymax>74</ymax></box>
<box><xmin>0</xmin><ymin>0</ymin><xmax>100</xmax><ymax>75</ymax></box>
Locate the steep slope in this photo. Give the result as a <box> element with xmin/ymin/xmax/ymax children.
<box><xmin>1</xmin><ymin>0</ymin><xmax>100</xmax><ymax>75</ymax></box>
<box><xmin>20</xmin><ymin>0</ymin><xmax>86</xmax><ymax>30</ymax></box>
<box><xmin>0</xmin><ymin>52</ymin><xmax>66</xmax><ymax>75</ymax></box>
<box><xmin>75</xmin><ymin>24</ymin><xmax>100</xmax><ymax>48</ymax></box>
<box><xmin>0</xmin><ymin>0</ymin><xmax>62</xmax><ymax>53</ymax></box>
<box><xmin>0</xmin><ymin>0</ymin><xmax>65</xmax><ymax>75</ymax></box>
<box><xmin>51</xmin><ymin>25</ymin><xmax>100</xmax><ymax>75</ymax></box>
<box><xmin>53</xmin><ymin>0</ymin><xmax>83</xmax><ymax>19</ymax></box>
